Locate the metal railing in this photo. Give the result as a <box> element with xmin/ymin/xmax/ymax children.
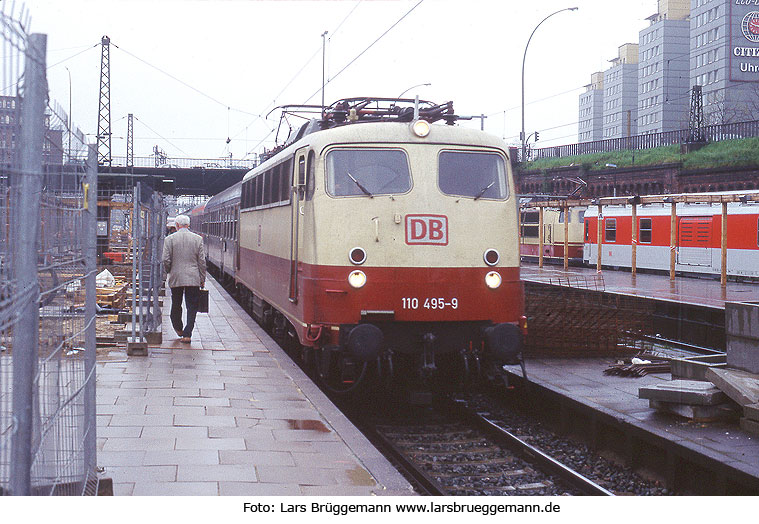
<box><xmin>521</xmin><ymin>119</ymin><xmax>759</xmax><ymax>162</ymax></box>
<box><xmin>108</xmin><ymin>155</ymin><xmax>257</xmax><ymax>170</ymax></box>
<box><xmin>1</xmin><ymin>5</ymin><xmax>98</xmax><ymax>496</ymax></box>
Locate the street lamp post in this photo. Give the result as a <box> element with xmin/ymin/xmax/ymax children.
<box><xmin>521</xmin><ymin>7</ymin><xmax>578</xmax><ymax>162</ymax></box>
<box><xmin>65</xmin><ymin>66</ymin><xmax>72</xmax><ymax>162</ymax></box>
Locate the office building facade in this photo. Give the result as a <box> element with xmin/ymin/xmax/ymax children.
<box><xmin>693</xmin><ymin>0</ymin><xmax>759</xmax><ymax>124</ymax></box>
<box><xmin>0</xmin><ymin>94</ymin><xmax>63</xmax><ymax>166</ymax></box>
<box><xmin>578</xmin><ymin>72</ymin><xmax>605</xmax><ymax>142</ymax></box>
<box><xmin>603</xmin><ymin>43</ymin><xmax>639</xmax><ymax>139</ymax></box>
<box><xmin>638</xmin><ymin>1</ymin><xmax>691</xmax><ymax>133</ymax></box>
<box><xmin>578</xmin><ymin>0</ymin><xmax>759</xmax><ymax>143</ymax></box>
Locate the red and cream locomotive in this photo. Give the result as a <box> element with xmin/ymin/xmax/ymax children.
<box><xmin>199</xmin><ymin>98</ymin><xmax>526</xmax><ymax>393</ymax></box>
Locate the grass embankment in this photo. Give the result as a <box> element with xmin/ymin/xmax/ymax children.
<box><xmin>523</xmin><ymin>137</ymin><xmax>759</xmax><ymax>172</ymax></box>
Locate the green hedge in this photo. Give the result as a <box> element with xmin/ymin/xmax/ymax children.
<box><xmin>521</xmin><ymin>138</ymin><xmax>759</xmax><ymax>172</ymax></box>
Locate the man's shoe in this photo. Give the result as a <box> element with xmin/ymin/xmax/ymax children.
<box><xmin>180</xmin><ymin>336</ymin><xmax>191</xmax><ymax>343</ymax></box>
<box><xmin>175</xmin><ymin>329</ymin><xmax>183</xmax><ymax>337</ymax></box>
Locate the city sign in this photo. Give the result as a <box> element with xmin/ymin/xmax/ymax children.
<box><xmin>731</xmin><ymin>2</ymin><xmax>759</xmax><ymax>81</ymax></box>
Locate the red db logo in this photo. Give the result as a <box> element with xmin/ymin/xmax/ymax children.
<box><xmin>405</xmin><ymin>215</ymin><xmax>448</xmax><ymax>245</ymax></box>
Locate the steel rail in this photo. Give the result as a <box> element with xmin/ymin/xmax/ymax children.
<box><xmin>371</xmin><ymin>427</ymin><xmax>448</xmax><ymax>496</ymax></box>
<box><xmin>451</xmin><ymin>399</ymin><xmax>614</xmax><ymax>496</ymax></box>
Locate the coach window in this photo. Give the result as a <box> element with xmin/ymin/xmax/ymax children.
<box><xmin>639</xmin><ymin>218</ymin><xmax>652</xmax><ymax>243</ymax></box>
<box><xmin>438</xmin><ymin>151</ymin><xmax>508</xmax><ymax>200</ymax></box>
<box><xmin>605</xmin><ymin>218</ymin><xmax>617</xmax><ymax>242</ymax></box>
<box><xmin>520</xmin><ymin>210</ymin><xmax>539</xmax><ymax>238</ymax></box>
<box><xmin>281</xmin><ymin>159</ymin><xmax>291</xmax><ymax>202</ymax></box>
<box><xmin>326</xmin><ymin>149</ymin><xmax>411</xmax><ymax>197</ymax></box>
<box><xmin>255</xmin><ymin>175</ymin><xmax>264</xmax><ymax>207</ymax></box>
<box><xmin>584</xmin><ymin>219</ymin><xmax>589</xmax><ymax>242</ymax></box>
<box><xmin>279</xmin><ymin>159</ymin><xmax>290</xmax><ymax>203</ymax></box>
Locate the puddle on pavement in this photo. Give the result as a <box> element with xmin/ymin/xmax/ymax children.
<box><xmin>286</xmin><ymin>419</ymin><xmax>330</xmax><ymax>432</ymax></box>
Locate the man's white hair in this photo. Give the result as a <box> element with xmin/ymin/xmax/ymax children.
<box><xmin>175</xmin><ymin>214</ymin><xmax>190</xmax><ymax>227</ymax></box>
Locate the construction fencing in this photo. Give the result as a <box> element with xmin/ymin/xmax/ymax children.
<box><xmin>524</xmin><ymin>276</ymin><xmax>655</xmax><ymax>358</ymax></box>
<box><xmin>1</xmin><ymin>7</ymin><xmax>98</xmax><ymax>496</ymax></box>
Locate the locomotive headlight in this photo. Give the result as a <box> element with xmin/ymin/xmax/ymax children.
<box><xmin>485</xmin><ymin>271</ymin><xmax>502</xmax><ymax>289</ymax></box>
<box><xmin>348</xmin><ymin>270</ymin><xmax>367</xmax><ymax>288</ymax></box>
<box><xmin>411</xmin><ymin>119</ymin><xmax>430</xmax><ymax>138</ymax></box>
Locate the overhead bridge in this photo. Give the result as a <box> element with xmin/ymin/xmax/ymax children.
<box><xmin>97</xmin><ymin>156</ymin><xmax>257</xmax><ymax>196</ymax></box>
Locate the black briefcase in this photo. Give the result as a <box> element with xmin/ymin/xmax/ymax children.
<box><xmin>198</xmin><ymin>289</ymin><xmax>209</xmax><ymax>313</ymax></box>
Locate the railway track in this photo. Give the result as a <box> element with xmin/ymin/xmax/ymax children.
<box><xmin>366</xmin><ymin>398</ymin><xmax>613</xmax><ymax>496</ymax></box>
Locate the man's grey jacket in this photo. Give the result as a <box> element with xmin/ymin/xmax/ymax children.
<box><xmin>162</xmin><ymin>228</ymin><xmax>206</xmax><ymax>288</ymax></box>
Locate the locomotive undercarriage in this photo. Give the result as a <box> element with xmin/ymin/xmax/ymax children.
<box><xmin>311</xmin><ymin>320</ymin><xmax>525</xmax><ymax>396</ymax></box>
<box><xmin>218</xmin><ymin>268</ymin><xmax>525</xmax><ymax>397</ymax></box>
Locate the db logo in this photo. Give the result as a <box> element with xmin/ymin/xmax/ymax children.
<box><xmin>405</xmin><ymin>214</ymin><xmax>448</xmax><ymax>245</ymax></box>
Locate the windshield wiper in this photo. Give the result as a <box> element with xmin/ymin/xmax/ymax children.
<box><xmin>346</xmin><ymin>171</ymin><xmax>373</xmax><ymax>197</ymax></box>
<box><xmin>473</xmin><ymin>180</ymin><xmax>495</xmax><ymax>200</ymax></box>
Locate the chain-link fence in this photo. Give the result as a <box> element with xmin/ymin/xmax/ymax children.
<box><xmin>1</xmin><ymin>5</ymin><xmax>98</xmax><ymax>496</ymax></box>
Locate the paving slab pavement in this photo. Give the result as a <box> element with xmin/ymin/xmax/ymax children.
<box><xmin>96</xmin><ymin>276</ymin><xmax>413</xmax><ymax>496</ymax></box>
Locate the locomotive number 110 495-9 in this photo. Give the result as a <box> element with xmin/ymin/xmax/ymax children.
<box><xmin>401</xmin><ymin>297</ymin><xmax>459</xmax><ymax>310</ymax></box>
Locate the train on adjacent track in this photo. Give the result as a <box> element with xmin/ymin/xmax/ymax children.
<box><xmin>519</xmin><ymin>193</ymin><xmax>759</xmax><ymax>278</ymax></box>
<box><xmin>193</xmin><ymin>97</ymin><xmax>527</xmax><ymax>394</ymax></box>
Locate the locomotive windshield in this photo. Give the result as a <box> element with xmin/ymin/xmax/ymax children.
<box><xmin>438</xmin><ymin>151</ymin><xmax>508</xmax><ymax>200</ymax></box>
<box><xmin>326</xmin><ymin>149</ymin><xmax>411</xmax><ymax>197</ymax></box>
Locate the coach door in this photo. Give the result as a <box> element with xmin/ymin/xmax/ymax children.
<box><xmin>289</xmin><ymin>150</ymin><xmax>307</xmax><ymax>303</ymax></box>
<box><xmin>677</xmin><ymin>216</ymin><xmax>712</xmax><ymax>266</ymax></box>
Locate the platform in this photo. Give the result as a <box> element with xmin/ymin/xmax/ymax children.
<box><xmin>95</xmin><ymin>277</ymin><xmax>414</xmax><ymax>496</ymax></box>
<box><xmin>503</xmin><ymin>358</ymin><xmax>759</xmax><ymax>494</ymax></box>
<box><xmin>521</xmin><ymin>263</ymin><xmax>759</xmax><ymax>310</ymax></box>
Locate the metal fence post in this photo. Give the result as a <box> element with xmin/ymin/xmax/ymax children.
<box><xmin>83</xmin><ymin>145</ymin><xmax>98</xmax><ymax>476</ymax></box>
<box><xmin>131</xmin><ymin>183</ymin><xmax>140</xmax><ymax>342</ymax></box>
<box><xmin>10</xmin><ymin>32</ymin><xmax>47</xmax><ymax>496</ymax></box>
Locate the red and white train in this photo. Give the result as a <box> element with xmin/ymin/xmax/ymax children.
<box><xmin>196</xmin><ymin>98</ymin><xmax>526</xmax><ymax>393</ymax></box>
<box><xmin>518</xmin><ymin>192</ymin><xmax>759</xmax><ymax>278</ymax></box>
<box><xmin>583</xmin><ymin>196</ymin><xmax>759</xmax><ymax>278</ymax></box>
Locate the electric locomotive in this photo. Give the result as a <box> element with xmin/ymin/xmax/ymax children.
<box><xmin>220</xmin><ymin>98</ymin><xmax>526</xmax><ymax>393</ymax></box>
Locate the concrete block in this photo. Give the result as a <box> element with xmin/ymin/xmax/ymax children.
<box><xmin>116</xmin><ymin>326</ymin><xmax>162</xmax><ymax>345</ymax></box>
<box><xmin>706</xmin><ymin>368</ymin><xmax>759</xmax><ymax>407</ymax></box>
<box><xmin>725</xmin><ymin>301</ymin><xmax>759</xmax><ymax>374</ymax></box>
<box><xmin>739</xmin><ymin>417</ymin><xmax>759</xmax><ymax>436</ymax></box>
<box><xmin>744</xmin><ymin>402</ymin><xmax>759</xmax><ymax>422</ymax></box>
<box><xmin>126</xmin><ymin>337</ymin><xmax>148</xmax><ymax>356</ymax></box>
<box><xmin>649</xmin><ymin>400</ymin><xmax>739</xmax><ymax>422</ymax></box>
<box><xmin>638</xmin><ymin>379</ymin><xmax>727</xmax><ymax>406</ymax></box>
<box><xmin>671</xmin><ymin>354</ymin><xmax>726</xmax><ymax>381</ymax></box>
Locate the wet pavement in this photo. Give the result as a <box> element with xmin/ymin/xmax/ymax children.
<box><xmin>521</xmin><ymin>263</ymin><xmax>759</xmax><ymax>309</ymax></box>
<box><xmin>95</xmin><ymin>277</ymin><xmax>413</xmax><ymax>496</ymax></box>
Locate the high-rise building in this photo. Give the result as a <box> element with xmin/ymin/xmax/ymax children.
<box><xmin>692</xmin><ymin>0</ymin><xmax>759</xmax><ymax>124</ymax></box>
<box><xmin>603</xmin><ymin>43</ymin><xmax>639</xmax><ymax>139</ymax></box>
<box><xmin>0</xmin><ymin>94</ymin><xmax>63</xmax><ymax>166</ymax></box>
<box><xmin>577</xmin><ymin>1</ymin><xmax>759</xmax><ymax>145</ymax></box>
<box><xmin>638</xmin><ymin>0</ymin><xmax>691</xmax><ymax>133</ymax></box>
<box><xmin>0</xmin><ymin>95</ymin><xmax>19</xmax><ymax>164</ymax></box>
<box><xmin>578</xmin><ymin>72</ymin><xmax>605</xmax><ymax>142</ymax></box>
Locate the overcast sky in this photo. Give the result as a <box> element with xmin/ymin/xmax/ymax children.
<box><xmin>22</xmin><ymin>0</ymin><xmax>653</xmax><ymax>161</ymax></box>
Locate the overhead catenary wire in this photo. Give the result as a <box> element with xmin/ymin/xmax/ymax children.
<box><xmin>133</xmin><ymin>115</ymin><xmax>190</xmax><ymax>156</ymax></box>
<box><xmin>301</xmin><ymin>0</ymin><xmax>426</xmax><ymax>105</ymax></box>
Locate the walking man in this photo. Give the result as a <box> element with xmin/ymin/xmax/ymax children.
<box><xmin>162</xmin><ymin>214</ymin><xmax>206</xmax><ymax>343</ymax></box>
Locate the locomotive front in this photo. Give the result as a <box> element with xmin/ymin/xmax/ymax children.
<box><xmin>302</xmin><ymin>119</ymin><xmax>525</xmax><ymax>389</ymax></box>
